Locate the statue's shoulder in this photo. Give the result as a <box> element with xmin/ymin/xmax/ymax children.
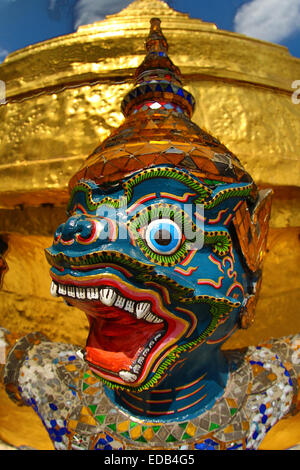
<box><xmin>2</xmin><ymin>330</ymin><xmax>50</xmax><ymax>403</ymax></box>
<box><xmin>225</xmin><ymin>335</ymin><xmax>300</xmax><ymax>449</ymax></box>
<box><xmin>262</xmin><ymin>334</ymin><xmax>300</xmax><ymax>376</ymax></box>
<box><xmin>245</xmin><ymin>334</ymin><xmax>300</xmax><ymax>392</ymax></box>
<box><xmin>3</xmin><ymin>332</ymin><xmax>110</xmax><ymax>449</ymax></box>
<box><xmin>227</xmin><ymin>334</ymin><xmax>300</xmax><ymax>394</ymax></box>
<box><xmin>3</xmin><ymin>331</ymin><xmax>88</xmax><ymax>404</ymax></box>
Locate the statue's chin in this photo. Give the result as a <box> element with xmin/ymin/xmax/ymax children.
<box><xmin>50</xmin><ymin>274</ymin><xmax>189</xmax><ymax>387</ymax></box>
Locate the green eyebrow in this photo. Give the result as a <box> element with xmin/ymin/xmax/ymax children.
<box><xmin>67</xmin><ymin>166</ymin><xmax>255</xmax><ymax>215</ymax></box>
<box><xmin>67</xmin><ymin>167</ymin><xmax>212</xmax><ymax>213</ymax></box>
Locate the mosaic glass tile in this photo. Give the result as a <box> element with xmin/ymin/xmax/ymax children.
<box><xmin>2</xmin><ymin>329</ymin><xmax>298</xmax><ymax>449</ymax></box>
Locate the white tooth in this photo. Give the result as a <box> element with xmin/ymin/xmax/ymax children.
<box><xmin>135</xmin><ymin>302</ymin><xmax>151</xmax><ymax>319</ymax></box>
<box><xmin>114</xmin><ymin>295</ymin><xmax>126</xmax><ymax>309</ymax></box>
<box><xmin>92</xmin><ymin>288</ymin><xmax>99</xmax><ymax>299</ymax></box>
<box><xmin>142</xmin><ymin>347</ymin><xmax>150</xmax><ymax>357</ymax></box>
<box><xmin>119</xmin><ymin>370</ymin><xmax>137</xmax><ymax>383</ymax></box>
<box><xmin>50</xmin><ymin>281</ymin><xmax>58</xmax><ymax>297</ymax></box>
<box><xmin>58</xmin><ymin>284</ymin><xmax>67</xmax><ymax>295</ymax></box>
<box><xmin>148</xmin><ymin>314</ymin><xmax>163</xmax><ymax>323</ymax></box>
<box><xmin>76</xmin><ymin>287</ymin><xmax>86</xmax><ymax>299</ymax></box>
<box><xmin>100</xmin><ymin>288</ymin><xmax>117</xmax><ymax>306</ymax></box>
<box><xmin>67</xmin><ymin>286</ymin><xmax>75</xmax><ymax>298</ymax></box>
<box><xmin>124</xmin><ymin>300</ymin><xmax>135</xmax><ymax>313</ymax></box>
<box><xmin>143</xmin><ymin>311</ymin><xmax>163</xmax><ymax>323</ymax></box>
<box><xmin>153</xmin><ymin>317</ymin><xmax>163</xmax><ymax>323</ymax></box>
<box><xmin>145</xmin><ymin>313</ymin><xmax>156</xmax><ymax>323</ymax></box>
<box><xmin>132</xmin><ymin>364</ymin><xmax>141</xmax><ymax>373</ymax></box>
<box><xmin>87</xmin><ymin>287</ymin><xmax>99</xmax><ymax>300</ymax></box>
<box><xmin>154</xmin><ymin>332</ymin><xmax>163</xmax><ymax>341</ymax></box>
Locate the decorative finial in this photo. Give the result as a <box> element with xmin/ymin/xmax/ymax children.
<box><xmin>121</xmin><ymin>18</ymin><xmax>195</xmax><ymax>118</ymax></box>
<box><xmin>145</xmin><ymin>18</ymin><xmax>168</xmax><ymax>53</ymax></box>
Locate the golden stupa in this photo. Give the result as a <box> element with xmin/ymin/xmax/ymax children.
<box><xmin>0</xmin><ymin>0</ymin><xmax>300</xmax><ymax>450</ymax></box>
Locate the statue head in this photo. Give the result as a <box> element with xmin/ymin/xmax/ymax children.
<box><xmin>45</xmin><ymin>19</ymin><xmax>272</xmax><ymax>393</ymax></box>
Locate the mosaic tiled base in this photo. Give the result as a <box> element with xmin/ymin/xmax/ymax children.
<box><xmin>2</xmin><ymin>328</ymin><xmax>299</xmax><ymax>450</ymax></box>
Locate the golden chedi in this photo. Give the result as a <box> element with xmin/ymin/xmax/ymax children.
<box><xmin>0</xmin><ymin>0</ymin><xmax>300</xmax><ymax>450</ymax></box>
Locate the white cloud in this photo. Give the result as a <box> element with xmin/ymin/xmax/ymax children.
<box><xmin>0</xmin><ymin>47</ymin><xmax>8</xmax><ymax>62</ymax></box>
<box><xmin>74</xmin><ymin>0</ymin><xmax>131</xmax><ymax>30</ymax></box>
<box><xmin>234</xmin><ymin>0</ymin><xmax>300</xmax><ymax>43</ymax></box>
<box><xmin>48</xmin><ymin>0</ymin><xmax>57</xmax><ymax>9</ymax></box>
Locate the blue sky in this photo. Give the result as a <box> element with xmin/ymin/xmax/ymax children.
<box><xmin>0</xmin><ymin>0</ymin><xmax>300</xmax><ymax>63</ymax></box>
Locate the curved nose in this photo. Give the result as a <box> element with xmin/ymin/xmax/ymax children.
<box><xmin>54</xmin><ymin>216</ymin><xmax>109</xmax><ymax>244</ymax></box>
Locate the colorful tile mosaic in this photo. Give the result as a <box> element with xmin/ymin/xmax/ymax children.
<box><xmin>2</xmin><ymin>328</ymin><xmax>299</xmax><ymax>450</ymax></box>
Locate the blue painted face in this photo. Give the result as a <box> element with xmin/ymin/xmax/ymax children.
<box><xmin>46</xmin><ymin>165</ymin><xmax>252</xmax><ymax>391</ymax></box>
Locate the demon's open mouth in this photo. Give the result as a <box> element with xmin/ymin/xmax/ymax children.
<box><xmin>50</xmin><ymin>275</ymin><xmax>188</xmax><ymax>387</ymax></box>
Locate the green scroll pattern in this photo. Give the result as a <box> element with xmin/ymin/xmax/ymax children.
<box><xmin>68</xmin><ymin>167</ymin><xmax>254</xmax><ymax>216</ymax></box>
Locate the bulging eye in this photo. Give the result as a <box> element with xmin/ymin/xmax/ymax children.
<box><xmin>144</xmin><ymin>219</ymin><xmax>182</xmax><ymax>255</ymax></box>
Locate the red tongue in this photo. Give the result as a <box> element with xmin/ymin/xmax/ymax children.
<box><xmin>86</xmin><ymin>347</ymin><xmax>132</xmax><ymax>372</ymax></box>
<box><xmin>85</xmin><ymin>306</ymin><xmax>163</xmax><ymax>374</ymax></box>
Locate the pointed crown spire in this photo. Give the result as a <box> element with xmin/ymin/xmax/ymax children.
<box><xmin>145</xmin><ymin>17</ymin><xmax>168</xmax><ymax>53</ymax></box>
<box><xmin>69</xmin><ymin>18</ymin><xmax>254</xmax><ymax>193</ymax></box>
<box><xmin>121</xmin><ymin>18</ymin><xmax>195</xmax><ymax>118</ymax></box>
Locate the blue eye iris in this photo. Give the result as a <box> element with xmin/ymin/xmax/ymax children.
<box><xmin>145</xmin><ymin>219</ymin><xmax>182</xmax><ymax>255</ymax></box>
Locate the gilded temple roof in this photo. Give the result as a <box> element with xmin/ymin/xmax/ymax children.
<box><xmin>0</xmin><ymin>0</ymin><xmax>300</xmax><ymax>203</ymax></box>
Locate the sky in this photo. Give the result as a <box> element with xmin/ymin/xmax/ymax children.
<box><xmin>0</xmin><ymin>0</ymin><xmax>300</xmax><ymax>63</ymax></box>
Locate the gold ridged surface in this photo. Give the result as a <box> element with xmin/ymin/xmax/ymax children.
<box><xmin>0</xmin><ymin>0</ymin><xmax>300</xmax><ymax>201</ymax></box>
<box><xmin>0</xmin><ymin>0</ymin><xmax>300</xmax><ymax>450</ymax></box>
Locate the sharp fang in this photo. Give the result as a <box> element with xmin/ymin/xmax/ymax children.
<box><xmin>50</xmin><ymin>281</ymin><xmax>58</xmax><ymax>297</ymax></box>
<box><xmin>100</xmin><ymin>288</ymin><xmax>117</xmax><ymax>306</ymax></box>
<box><xmin>135</xmin><ymin>302</ymin><xmax>151</xmax><ymax>319</ymax></box>
<box><xmin>119</xmin><ymin>370</ymin><xmax>137</xmax><ymax>383</ymax></box>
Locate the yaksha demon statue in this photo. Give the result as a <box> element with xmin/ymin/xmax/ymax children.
<box><xmin>1</xmin><ymin>19</ymin><xmax>300</xmax><ymax>451</ymax></box>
